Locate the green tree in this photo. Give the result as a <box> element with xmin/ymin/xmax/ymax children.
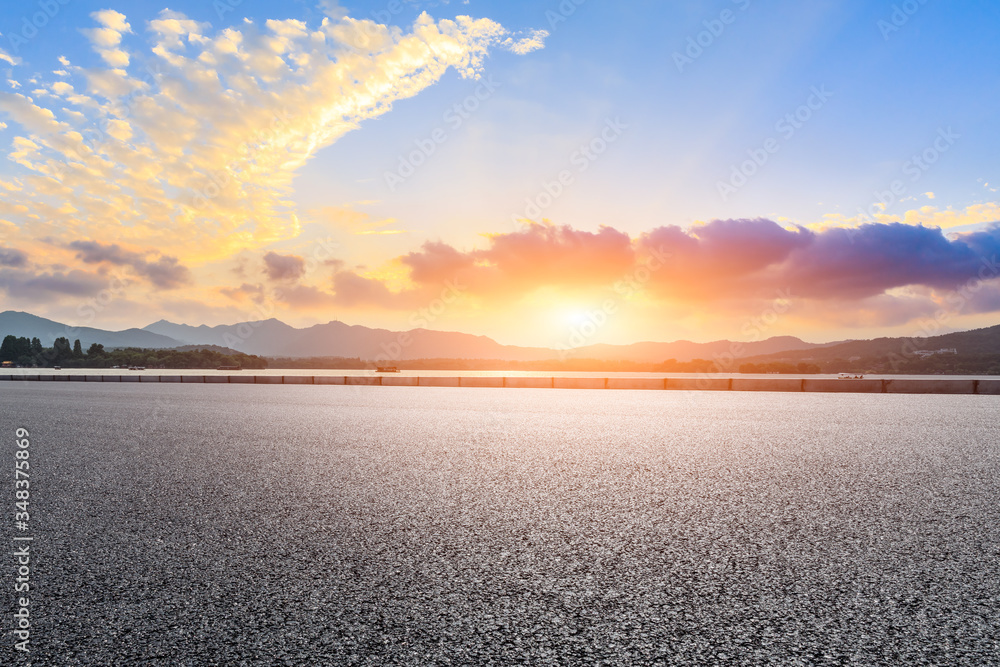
<box><xmin>0</xmin><ymin>335</ymin><xmax>17</xmax><ymax>362</ymax></box>
<box><xmin>52</xmin><ymin>337</ymin><xmax>72</xmax><ymax>363</ymax></box>
<box><xmin>73</xmin><ymin>339</ymin><xmax>83</xmax><ymax>358</ymax></box>
<box><xmin>30</xmin><ymin>337</ymin><xmax>43</xmax><ymax>356</ymax></box>
<box><xmin>87</xmin><ymin>343</ymin><xmax>106</xmax><ymax>357</ymax></box>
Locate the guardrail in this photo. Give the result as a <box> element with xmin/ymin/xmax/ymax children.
<box><xmin>2</xmin><ymin>375</ymin><xmax>998</xmax><ymax>394</ymax></box>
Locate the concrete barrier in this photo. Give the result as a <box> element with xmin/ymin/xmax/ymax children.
<box><xmin>607</xmin><ymin>378</ymin><xmax>664</xmax><ymax>390</ymax></box>
<box><xmin>731</xmin><ymin>378</ymin><xmax>803</xmax><ymax>392</ymax></box>
<box><xmin>884</xmin><ymin>379</ymin><xmax>976</xmax><ymax>394</ymax></box>
<box><xmin>667</xmin><ymin>378</ymin><xmax>730</xmax><ymax>391</ymax></box>
<box><xmin>381</xmin><ymin>376</ymin><xmax>420</xmax><ymax>386</ymax></box>
<box><xmin>346</xmin><ymin>376</ymin><xmax>380</xmax><ymax>386</ymax></box>
<box><xmin>803</xmin><ymin>379</ymin><xmax>883</xmax><ymax>393</ymax></box>
<box><xmin>416</xmin><ymin>377</ymin><xmax>460</xmax><ymax>387</ymax></box>
<box><xmin>504</xmin><ymin>377</ymin><xmax>553</xmax><ymax>388</ymax></box>
<box><xmin>2</xmin><ymin>374</ymin><xmax>999</xmax><ymax>395</ymax></box>
<box><xmin>459</xmin><ymin>377</ymin><xmax>504</xmax><ymax>388</ymax></box>
<box><xmin>976</xmin><ymin>379</ymin><xmax>1000</xmax><ymax>395</ymax></box>
<box><xmin>554</xmin><ymin>377</ymin><xmax>606</xmax><ymax>390</ymax></box>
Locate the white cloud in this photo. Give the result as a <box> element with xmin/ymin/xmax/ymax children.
<box><xmin>82</xmin><ymin>9</ymin><xmax>133</xmax><ymax>68</ymax></box>
<box><xmin>92</xmin><ymin>9</ymin><xmax>131</xmax><ymax>34</ymax></box>
<box><xmin>0</xmin><ymin>7</ymin><xmax>546</xmax><ymax>272</ymax></box>
<box><xmin>0</xmin><ymin>45</ymin><xmax>19</xmax><ymax>66</ymax></box>
<box><xmin>502</xmin><ymin>29</ymin><xmax>549</xmax><ymax>55</ymax></box>
<box><xmin>816</xmin><ymin>202</ymin><xmax>1000</xmax><ymax>232</ymax></box>
<box><xmin>317</xmin><ymin>1</ymin><xmax>349</xmax><ymax>21</ymax></box>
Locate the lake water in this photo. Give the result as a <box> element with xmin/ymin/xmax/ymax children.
<box><xmin>2</xmin><ymin>384</ymin><xmax>998</xmax><ymax>664</ymax></box>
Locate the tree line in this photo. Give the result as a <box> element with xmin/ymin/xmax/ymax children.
<box><xmin>0</xmin><ymin>335</ymin><xmax>267</xmax><ymax>369</ymax></box>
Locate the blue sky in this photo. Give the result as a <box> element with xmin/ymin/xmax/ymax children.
<box><xmin>300</xmin><ymin>0</ymin><xmax>1000</xmax><ymax>236</ymax></box>
<box><xmin>1</xmin><ymin>1</ymin><xmax>999</xmax><ymax>345</ymax></box>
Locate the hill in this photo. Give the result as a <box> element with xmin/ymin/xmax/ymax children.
<box><xmin>738</xmin><ymin>324</ymin><xmax>1000</xmax><ymax>374</ymax></box>
<box><xmin>141</xmin><ymin>317</ymin><xmax>818</xmax><ymax>362</ymax></box>
<box><xmin>0</xmin><ymin>311</ymin><xmax>181</xmax><ymax>349</ymax></box>
<box><xmin>0</xmin><ymin>310</ymin><xmax>837</xmax><ymax>363</ymax></box>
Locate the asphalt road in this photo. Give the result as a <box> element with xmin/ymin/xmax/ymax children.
<box><xmin>2</xmin><ymin>384</ymin><xmax>999</xmax><ymax>665</ymax></box>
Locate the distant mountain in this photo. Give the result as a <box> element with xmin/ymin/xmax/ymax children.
<box><xmin>742</xmin><ymin>324</ymin><xmax>1000</xmax><ymax>364</ymax></box>
<box><xmin>171</xmin><ymin>344</ymin><xmax>250</xmax><ymax>355</ymax></box>
<box><xmin>567</xmin><ymin>335</ymin><xmax>829</xmax><ymax>364</ymax></box>
<box><xmin>0</xmin><ymin>310</ymin><xmax>828</xmax><ymax>362</ymax></box>
<box><xmin>736</xmin><ymin>324</ymin><xmax>1000</xmax><ymax>374</ymax></box>
<box><xmin>0</xmin><ymin>311</ymin><xmax>181</xmax><ymax>349</ymax></box>
<box><xmin>142</xmin><ymin>317</ymin><xmax>821</xmax><ymax>362</ymax></box>
<box><xmin>144</xmin><ymin>318</ymin><xmax>300</xmax><ymax>352</ymax></box>
<box><xmin>144</xmin><ymin>318</ymin><xmax>555</xmax><ymax>360</ymax></box>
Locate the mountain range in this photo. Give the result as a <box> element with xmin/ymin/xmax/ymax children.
<box><xmin>740</xmin><ymin>324</ymin><xmax>1000</xmax><ymax>365</ymax></box>
<box><xmin>0</xmin><ymin>310</ymin><xmax>825</xmax><ymax>363</ymax></box>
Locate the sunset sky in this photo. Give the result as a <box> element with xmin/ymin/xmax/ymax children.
<box><xmin>1</xmin><ymin>0</ymin><xmax>999</xmax><ymax>348</ymax></box>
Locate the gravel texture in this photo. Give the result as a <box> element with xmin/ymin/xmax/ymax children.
<box><xmin>2</xmin><ymin>384</ymin><xmax>999</xmax><ymax>665</ymax></box>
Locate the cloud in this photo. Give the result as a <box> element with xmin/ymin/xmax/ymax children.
<box><xmin>0</xmin><ymin>8</ymin><xmax>544</xmax><ymax>268</ymax></box>
<box><xmin>818</xmin><ymin>202</ymin><xmax>1000</xmax><ymax>232</ymax></box>
<box><xmin>67</xmin><ymin>240</ymin><xmax>192</xmax><ymax>289</ymax></box>
<box><xmin>317</xmin><ymin>1</ymin><xmax>349</xmax><ymax>20</ymax></box>
<box><xmin>325</xmin><ymin>219</ymin><xmax>1000</xmax><ymax>325</ymax></box>
<box><xmin>634</xmin><ymin>218</ymin><xmax>812</xmax><ymax>299</ymax></box>
<box><xmin>82</xmin><ymin>9</ymin><xmax>133</xmax><ymax>68</ymax></box>
<box><xmin>278</xmin><ymin>283</ymin><xmax>340</xmax><ymax>309</ymax></box>
<box><xmin>220</xmin><ymin>282</ymin><xmax>266</xmax><ymax>303</ymax></box>
<box><xmin>779</xmin><ymin>223</ymin><xmax>1000</xmax><ymax>300</ymax></box>
<box><xmin>68</xmin><ymin>240</ymin><xmax>137</xmax><ymax>265</ymax></box>
<box><xmin>0</xmin><ymin>247</ymin><xmax>28</xmax><ymax>267</ymax></box>
<box><xmin>0</xmin><ymin>268</ymin><xmax>107</xmax><ymax>299</ymax></box>
<box><xmin>331</xmin><ymin>270</ymin><xmax>416</xmax><ymax>308</ymax></box>
<box><xmin>310</xmin><ymin>205</ymin><xmax>406</xmax><ymax>235</ymax></box>
<box><xmin>0</xmin><ymin>45</ymin><xmax>20</xmax><ymax>66</ymax></box>
<box><xmin>263</xmin><ymin>251</ymin><xmax>306</xmax><ymax>282</ymax></box>
<box><xmin>397</xmin><ymin>222</ymin><xmax>635</xmax><ymax>297</ymax></box>
<box><xmin>140</xmin><ymin>256</ymin><xmax>192</xmax><ymax>290</ymax></box>
<box><xmin>502</xmin><ymin>29</ymin><xmax>549</xmax><ymax>55</ymax></box>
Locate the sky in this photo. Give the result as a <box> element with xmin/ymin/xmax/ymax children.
<box><xmin>0</xmin><ymin>0</ymin><xmax>999</xmax><ymax>348</ymax></box>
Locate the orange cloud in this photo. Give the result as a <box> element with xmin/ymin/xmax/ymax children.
<box><xmin>322</xmin><ymin>219</ymin><xmax>1000</xmax><ymax>326</ymax></box>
